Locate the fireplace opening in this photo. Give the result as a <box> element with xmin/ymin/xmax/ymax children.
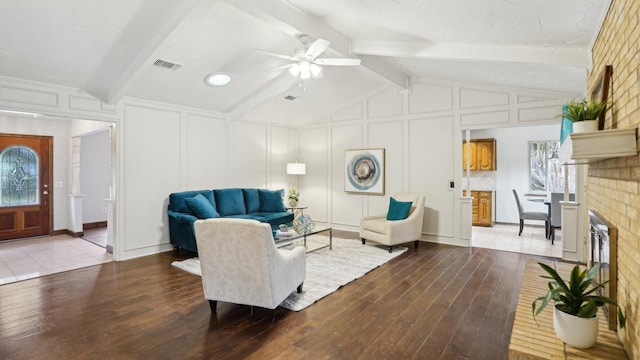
<box><xmin>589</xmin><ymin>210</ymin><xmax>618</xmax><ymax>331</ymax></box>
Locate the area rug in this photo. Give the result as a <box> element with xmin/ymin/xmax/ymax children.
<box><xmin>171</xmin><ymin>236</ymin><xmax>407</xmax><ymax>311</ymax></box>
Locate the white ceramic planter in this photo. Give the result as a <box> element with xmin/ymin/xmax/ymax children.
<box><xmin>572</xmin><ymin>119</ymin><xmax>599</xmax><ymax>133</ymax></box>
<box><xmin>553</xmin><ymin>305</ymin><xmax>599</xmax><ymax>348</ymax></box>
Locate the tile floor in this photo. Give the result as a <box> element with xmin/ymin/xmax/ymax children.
<box><xmin>0</xmin><ymin>234</ymin><xmax>113</xmax><ymax>285</ymax></box>
<box><xmin>471</xmin><ymin>223</ymin><xmax>562</xmax><ymax>258</ymax></box>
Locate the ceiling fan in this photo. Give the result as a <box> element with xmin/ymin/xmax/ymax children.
<box><xmin>255</xmin><ymin>35</ymin><xmax>361</xmax><ymax>80</ymax></box>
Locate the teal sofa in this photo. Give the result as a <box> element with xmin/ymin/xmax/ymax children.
<box><xmin>167</xmin><ymin>188</ymin><xmax>293</xmax><ymax>253</ymax></box>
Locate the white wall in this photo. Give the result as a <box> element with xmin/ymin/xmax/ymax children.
<box><xmin>296</xmin><ymin>79</ymin><xmax>577</xmax><ymax>247</ymax></box>
<box><xmin>114</xmin><ymin>99</ymin><xmax>297</xmax><ymax>260</ymax></box>
<box><xmin>79</xmin><ymin>128</ymin><xmax>111</xmax><ymax>224</ymax></box>
<box><xmin>0</xmin><ymin>76</ymin><xmax>577</xmax><ymax>260</ymax></box>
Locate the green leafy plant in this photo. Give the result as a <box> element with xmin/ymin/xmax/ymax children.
<box><xmin>288</xmin><ymin>187</ymin><xmax>299</xmax><ymax>201</ymax></box>
<box><xmin>562</xmin><ymin>99</ymin><xmax>608</xmax><ymax>122</ymax></box>
<box><xmin>532</xmin><ymin>262</ymin><xmax>625</xmax><ymax>327</ymax></box>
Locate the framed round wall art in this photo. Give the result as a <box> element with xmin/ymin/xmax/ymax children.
<box><xmin>344</xmin><ymin>148</ymin><xmax>385</xmax><ymax>195</ymax></box>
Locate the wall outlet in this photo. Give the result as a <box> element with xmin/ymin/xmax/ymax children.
<box><xmin>55</xmin><ymin>181</ymin><xmax>63</xmax><ymax>188</ymax></box>
<box><xmin>101</xmin><ymin>207</ymin><xmax>107</xmax><ymax>213</ymax></box>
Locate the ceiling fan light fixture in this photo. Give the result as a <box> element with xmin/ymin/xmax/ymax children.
<box><xmin>289</xmin><ymin>63</ymin><xmax>300</xmax><ymax>77</ymax></box>
<box><xmin>204</xmin><ymin>72</ymin><xmax>232</xmax><ymax>86</ymax></box>
<box><xmin>310</xmin><ymin>63</ymin><xmax>322</xmax><ymax>78</ymax></box>
<box><xmin>298</xmin><ymin>61</ymin><xmax>311</xmax><ymax>79</ymax></box>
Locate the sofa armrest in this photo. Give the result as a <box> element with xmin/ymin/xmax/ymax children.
<box><xmin>168</xmin><ymin>210</ymin><xmax>197</xmax><ymax>223</ymax></box>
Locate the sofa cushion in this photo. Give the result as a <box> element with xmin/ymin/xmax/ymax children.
<box><xmin>185</xmin><ymin>193</ymin><xmax>220</xmax><ymax>219</ymax></box>
<box><xmin>387</xmin><ymin>197</ymin><xmax>412</xmax><ymax>220</ymax></box>
<box><xmin>242</xmin><ymin>188</ymin><xmax>260</xmax><ymax>213</ymax></box>
<box><xmin>258</xmin><ymin>189</ymin><xmax>286</xmax><ymax>212</ymax></box>
<box><xmin>214</xmin><ymin>188</ymin><xmax>247</xmax><ymax>216</ymax></box>
<box><xmin>361</xmin><ymin>217</ymin><xmax>388</xmax><ymax>234</ymax></box>
<box><xmin>169</xmin><ymin>190</ymin><xmax>215</xmax><ymax>213</ymax></box>
<box><xmin>252</xmin><ymin>211</ymin><xmax>294</xmax><ymax>227</ymax></box>
<box><xmin>226</xmin><ymin>214</ymin><xmax>263</xmax><ymax>221</ymax></box>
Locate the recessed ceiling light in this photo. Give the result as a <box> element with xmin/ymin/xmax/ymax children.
<box><xmin>205</xmin><ymin>72</ymin><xmax>232</xmax><ymax>86</ymax></box>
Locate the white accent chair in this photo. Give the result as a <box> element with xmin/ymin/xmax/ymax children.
<box><xmin>360</xmin><ymin>193</ymin><xmax>425</xmax><ymax>253</ymax></box>
<box><xmin>194</xmin><ymin>218</ymin><xmax>306</xmax><ymax>314</ymax></box>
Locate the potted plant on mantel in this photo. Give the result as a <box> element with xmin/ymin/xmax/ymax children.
<box><xmin>563</xmin><ymin>99</ymin><xmax>608</xmax><ymax>133</ymax></box>
<box><xmin>532</xmin><ymin>262</ymin><xmax>625</xmax><ymax>349</ymax></box>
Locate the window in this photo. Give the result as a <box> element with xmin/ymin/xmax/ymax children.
<box><xmin>1</xmin><ymin>145</ymin><xmax>40</xmax><ymax>206</ymax></box>
<box><xmin>529</xmin><ymin>141</ymin><xmax>575</xmax><ymax>193</ymax></box>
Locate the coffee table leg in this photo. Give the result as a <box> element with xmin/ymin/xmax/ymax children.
<box><xmin>329</xmin><ymin>228</ymin><xmax>332</xmax><ymax>250</ymax></box>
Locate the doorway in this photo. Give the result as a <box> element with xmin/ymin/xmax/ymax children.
<box><xmin>0</xmin><ymin>134</ymin><xmax>53</xmax><ymax>240</ymax></box>
<box><xmin>462</xmin><ymin>125</ymin><xmax>568</xmax><ymax>258</ymax></box>
<box><xmin>77</xmin><ymin>128</ymin><xmax>111</xmax><ymax>250</ymax></box>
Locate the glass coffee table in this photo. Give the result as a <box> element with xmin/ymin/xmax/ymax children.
<box><xmin>275</xmin><ymin>226</ymin><xmax>332</xmax><ymax>253</ymax></box>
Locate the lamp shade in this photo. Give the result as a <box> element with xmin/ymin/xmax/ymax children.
<box><xmin>286</xmin><ymin>163</ymin><xmax>306</xmax><ymax>175</ymax></box>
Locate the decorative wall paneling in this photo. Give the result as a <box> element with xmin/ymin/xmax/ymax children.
<box><xmin>0</xmin><ymin>77</ymin><xmax>298</xmax><ymax>260</ymax></box>
<box><xmin>121</xmin><ymin>104</ymin><xmax>181</xmax><ymax>256</ymax></box>
<box><xmin>299</xmin><ymin>78</ymin><xmax>577</xmax><ymax>248</ymax></box>
<box><xmin>0</xmin><ymin>77</ymin><xmax>117</xmax><ymax>122</ymax></box>
<box><xmin>116</xmin><ymin>100</ymin><xmax>297</xmax><ymax>260</ymax></box>
<box><xmin>298</xmin><ymin>127</ymin><xmax>330</xmax><ymax>224</ymax></box>
<box><xmin>330</xmin><ymin>124</ymin><xmax>366</xmax><ymax>228</ymax></box>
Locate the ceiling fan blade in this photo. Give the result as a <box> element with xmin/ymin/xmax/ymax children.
<box><xmin>305</xmin><ymin>38</ymin><xmax>330</xmax><ymax>59</ymax></box>
<box><xmin>263</xmin><ymin>63</ymin><xmax>295</xmax><ymax>73</ymax></box>
<box><xmin>314</xmin><ymin>58</ymin><xmax>361</xmax><ymax>66</ymax></box>
<box><xmin>254</xmin><ymin>49</ymin><xmax>297</xmax><ymax>61</ymax></box>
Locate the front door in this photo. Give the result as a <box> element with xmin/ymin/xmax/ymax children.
<box><xmin>0</xmin><ymin>134</ymin><xmax>52</xmax><ymax>240</ymax></box>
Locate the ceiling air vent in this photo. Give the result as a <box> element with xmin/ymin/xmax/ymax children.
<box><xmin>284</xmin><ymin>95</ymin><xmax>297</xmax><ymax>101</ymax></box>
<box><xmin>153</xmin><ymin>59</ymin><xmax>182</xmax><ymax>70</ymax></box>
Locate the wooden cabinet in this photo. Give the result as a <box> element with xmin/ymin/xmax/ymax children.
<box><xmin>476</xmin><ymin>191</ymin><xmax>493</xmax><ymax>226</ymax></box>
<box><xmin>463</xmin><ymin>190</ymin><xmax>494</xmax><ymax>227</ymax></box>
<box><xmin>462</xmin><ymin>141</ymin><xmax>477</xmax><ymax>170</ymax></box>
<box><xmin>463</xmin><ymin>138</ymin><xmax>496</xmax><ymax>171</ymax></box>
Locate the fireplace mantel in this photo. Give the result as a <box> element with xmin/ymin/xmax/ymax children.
<box><xmin>559</xmin><ymin>127</ymin><xmax>638</xmax><ymax>165</ymax></box>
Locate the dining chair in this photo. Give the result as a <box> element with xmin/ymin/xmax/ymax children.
<box><xmin>512</xmin><ymin>189</ymin><xmax>553</xmax><ymax>243</ymax></box>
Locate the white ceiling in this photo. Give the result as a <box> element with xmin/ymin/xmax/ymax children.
<box><xmin>0</xmin><ymin>0</ymin><xmax>609</xmax><ymax>124</ymax></box>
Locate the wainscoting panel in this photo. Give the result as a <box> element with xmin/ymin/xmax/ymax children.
<box><xmin>408</xmin><ymin>116</ymin><xmax>455</xmax><ymax>238</ymax></box>
<box><xmin>367</xmin><ymin>88</ymin><xmax>403</xmax><ymax>119</ymax></box>
<box><xmin>122</xmin><ymin>104</ymin><xmax>181</xmax><ymax>254</ymax></box>
<box><xmin>409</xmin><ymin>82</ymin><xmax>453</xmax><ymax>114</ymax></box>
<box><xmin>185</xmin><ymin>113</ymin><xmax>228</xmax><ymax>190</ymax></box>
<box><xmin>332</xmin><ymin>101</ymin><xmax>363</xmax><ymax>122</ymax></box>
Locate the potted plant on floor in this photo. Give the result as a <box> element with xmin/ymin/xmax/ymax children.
<box><xmin>532</xmin><ymin>262</ymin><xmax>625</xmax><ymax>349</ymax></box>
<box><xmin>288</xmin><ymin>187</ymin><xmax>299</xmax><ymax>207</ymax></box>
<box><xmin>562</xmin><ymin>99</ymin><xmax>608</xmax><ymax>133</ymax></box>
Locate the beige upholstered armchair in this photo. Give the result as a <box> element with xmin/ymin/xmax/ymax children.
<box><xmin>360</xmin><ymin>193</ymin><xmax>425</xmax><ymax>253</ymax></box>
<box><xmin>194</xmin><ymin>218</ymin><xmax>306</xmax><ymax>313</ymax></box>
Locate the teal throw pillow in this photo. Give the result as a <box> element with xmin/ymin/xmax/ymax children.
<box><xmin>258</xmin><ymin>189</ymin><xmax>286</xmax><ymax>212</ymax></box>
<box><xmin>185</xmin><ymin>193</ymin><xmax>220</xmax><ymax>219</ymax></box>
<box><xmin>386</xmin><ymin>197</ymin><xmax>412</xmax><ymax>220</ymax></box>
<box><xmin>242</xmin><ymin>188</ymin><xmax>260</xmax><ymax>213</ymax></box>
<box><xmin>214</xmin><ymin>188</ymin><xmax>247</xmax><ymax>216</ymax></box>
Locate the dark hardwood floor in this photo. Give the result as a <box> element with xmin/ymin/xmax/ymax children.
<box><xmin>0</xmin><ymin>231</ymin><xmax>545</xmax><ymax>360</ymax></box>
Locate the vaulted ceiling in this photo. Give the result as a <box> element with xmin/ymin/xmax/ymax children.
<box><xmin>0</xmin><ymin>0</ymin><xmax>609</xmax><ymax>124</ymax></box>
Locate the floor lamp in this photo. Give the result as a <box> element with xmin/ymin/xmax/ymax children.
<box><xmin>286</xmin><ymin>162</ymin><xmax>305</xmax><ymax>207</ymax></box>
